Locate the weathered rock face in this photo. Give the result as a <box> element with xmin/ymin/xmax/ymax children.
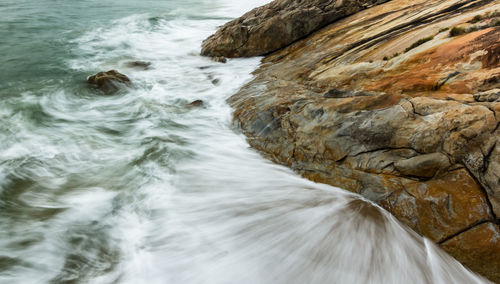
<box><xmin>442</xmin><ymin>222</ymin><xmax>500</xmax><ymax>282</ymax></box>
<box><xmin>206</xmin><ymin>0</ymin><xmax>500</xmax><ymax>281</ymax></box>
<box><xmin>200</xmin><ymin>0</ymin><xmax>389</xmax><ymax>58</ymax></box>
<box><xmin>87</xmin><ymin>70</ymin><xmax>131</xmax><ymax>94</ymax></box>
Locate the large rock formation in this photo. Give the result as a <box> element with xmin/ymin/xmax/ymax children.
<box><xmin>201</xmin><ymin>0</ymin><xmax>389</xmax><ymax>58</ymax></box>
<box><xmin>204</xmin><ymin>0</ymin><xmax>500</xmax><ymax>281</ymax></box>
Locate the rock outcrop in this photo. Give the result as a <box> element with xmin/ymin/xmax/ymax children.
<box><xmin>201</xmin><ymin>0</ymin><xmax>389</xmax><ymax>58</ymax></box>
<box><xmin>87</xmin><ymin>70</ymin><xmax>131</xmax><ymax>94</ymax></box>
<box><xmin>204</xmin><ymin>0</ymin><xmax>500</xmax><ymax>281</ymax></box>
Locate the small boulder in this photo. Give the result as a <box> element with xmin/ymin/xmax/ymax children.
<box><xmin>186</xmin><ymin>100</ymin><xmax>204</xmax><ymax>108</ymax></box>
<box><xmin>87</xmin><ymin>70</ymin><xmax>131</xmax><ymax>94</ymax></box>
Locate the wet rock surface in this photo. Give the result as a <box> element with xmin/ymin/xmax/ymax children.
<box><xmin>186</xmin><ymin>99</ymin><xmax>205</xmax><ymax>108</ymax></box>
<box><xmin>442</xmin><ymin>222</ymin><xmax>500</xmax><ymax>283</ymax></box>
<box><xmin>220</xmin><ymin>0</ymin><xmax>500</xmax><ymax>281</ymax></box>
<box><xmin>87</xmin><ymin>70</ymin><xmax>131</xmax><ymax>94</ymax></box>
<box><xmin>201</xmin><ymin>0</ymin><xmax>389</xmax><ymax>58</ymax></box>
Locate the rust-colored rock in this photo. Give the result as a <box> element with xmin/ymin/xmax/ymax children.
<box><xmin>442</xmin><ymin>222</ymin><xmax>500</xmax><ymax>283</ymax></box>
<box><xmin>381</xmin><ymin>169</ymin><xmax>491</xmax><ymax>243</ymax></box>
<box><xmin>87</xmin><ymin>70</ymin><xmax>131</xmax><ymax>94</ymax></box>
<box><xmin>201</xmin><ymin>0</ymin><xmax>389</xmax><ymax>58</ymax></box>
<box><xmin>224</xmin><ymin>0</ymin><xmax>500</xmax><ymax>280</ymax></box>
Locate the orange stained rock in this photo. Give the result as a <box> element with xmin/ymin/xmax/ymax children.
<box><xmin>401</xmin><ymin>169</ymin><xmax>492</xmax><ymax>242</ymax></box>
<box><xmin>366</xmin><ymin>28</ymin><xmax>500</xmax><ymax>96</ymax></box>
<box><xmin>442</xmin><ymin>222</ymin><xmax>500</xmax><ymax>283</ymax></box>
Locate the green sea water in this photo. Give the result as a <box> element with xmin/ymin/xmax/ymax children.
<box><xmin>0</xmin><ymin>0</ymin><xmax>212</xmax><ymax>89</ymax></box>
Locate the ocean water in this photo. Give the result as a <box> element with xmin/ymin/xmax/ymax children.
<box><xmin>0</xmin><ymin>1</ymin><xmax>490</xmax><ymax>283</ymax></box>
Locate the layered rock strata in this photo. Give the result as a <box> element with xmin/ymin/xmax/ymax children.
<box><xmin>203</xmin><ymin>0</ymin><xmax>500</xmax><ymax>281</ymax></box>
<box><xmin>201</xmin><ymin>0</ymin><xmax>389</xmax><ymax>58</ymax></box>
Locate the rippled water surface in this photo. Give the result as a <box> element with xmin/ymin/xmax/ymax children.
<box><xmin>0</xmin><ymin>1</ymin><xmax>490</xmax><ymax>283</ymax></box>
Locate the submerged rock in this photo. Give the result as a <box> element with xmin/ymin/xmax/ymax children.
<box><xmin>201</xmin><ymin>0</ymin><xmax>390</xmax><ymax>58</ymax></box>
<box><xmin>87</xmin><ymin>70</ymin><xmax>131</xmax><ymax>94</ymax></box>
<box><xmin>211</xmin><ymin>78</ymin><xmax>221</xmax><ymax>86</ymax></box>
<box><xmin>124</xmin><ymin>61</ymin><xmax>152</xmax><ymax>70</ymax></box>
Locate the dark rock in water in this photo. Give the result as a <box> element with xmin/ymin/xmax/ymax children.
<box><xmin>207</xmin><ymin>74</ymin><xmax>220</xmax><ymax>85</ymax></box>
<box><xmin>186</xmin><ymin>100</ymin><xmax>204</xmax><ymax>108</ymax></box>
<box><xmin>124</xmin><ymin>61</ymin><xmax>152</xmax><ymax>70</ymax></box>
<box><xmin>87</xmin><ymin>70</ymin><xmax>131</xmax><ymax>94</ymax></box>
<box><xmin>201</xmin><ymin>0</ymin><xmax>390</xmax><ymax>58</ymax></box>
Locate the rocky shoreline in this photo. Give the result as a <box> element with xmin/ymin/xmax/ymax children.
<box><xmin>202</xmin><ymin>0</ymin><xmax>500</xmax><ymax>281</ymax></box>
